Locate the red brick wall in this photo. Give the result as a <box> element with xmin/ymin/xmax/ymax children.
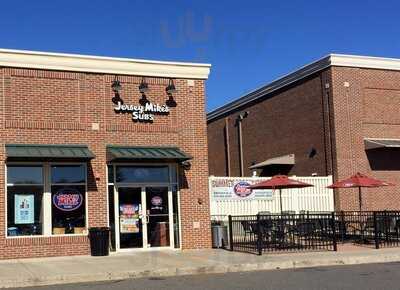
<box><xmin>330</xmin><ymin>66</ymin><xmax>400</xmax><ymax>210</ymax></box>
<box><xmin>208</xmin><ymin>65</ymin><xmax>400</xmax><ymax>212</ymax></box>
<box><xmin>0</xmin><ymin>67</ymin><xmax>211</xmax><ymax>259</ymax></box>
<box><xmin>207</xmin><ymin>117</ymin><xmax>229</xmax><ymax>176</ymax></box>
<box><xmin>208</xmin><ymin>73</ymin><xmax>331</xmax><ymax>178</ymax></box>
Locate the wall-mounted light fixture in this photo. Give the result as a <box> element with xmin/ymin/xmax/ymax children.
<box><xmin>165</xmin><ymin>79</ymin><xmax>177</xmax><ymax>107</ymax></box>
<box><xmin>166</xmin><ymin>79</ymin><xmax>177</xmax><ymax>95</ymax></box>
<box><xmin>309</xmin><ymin>147</ymin><xmax>317</xmax><ymax>158</ymax></box>
<box><xmin>139</xmin><ymin>94</ymin><xmax>149</xmax><ymax>105</ymax></box>
<box><xmin>237</xmin><ymin>111</ymin><xmax>249</xmax><ymax>121</ymax></box>
<box><xmin>181</xmin><ymin>160</ymin><xmax>191</xmax><ymax>171</ymax></box>
<box><xmin>111</xmin><ymin>76</ymin><xmax>122</xmax><ymax>93</ymax></box>
<box><xmin>139</xmin><ymin>77</ymin><xmax>149</xmax><ymax>94</ymax></box>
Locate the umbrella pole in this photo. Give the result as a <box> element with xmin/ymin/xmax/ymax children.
<box><xmin>358</xmin><ymin>187</ymin><xmax>362</xmax><ymax>212</ymax></box>
<box><xmin>279</xmin><ymin>189</ymin><xmax>283</xmax><ymax>214</ymax></box>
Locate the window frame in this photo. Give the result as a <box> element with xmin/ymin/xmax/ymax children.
<box><xmin>114</xmin><ymin>165</ymin><xmax>171</xmax><ymax>184</ymax></box>
<box><xmin>6</xmin><ymin>164</ymin><xmax>44</xmax><ymax>237</ymax></box>
<box><xmin>5</xmin><ymin>162</ymin><xmax>88</xmax><ymax>238</ymax></box>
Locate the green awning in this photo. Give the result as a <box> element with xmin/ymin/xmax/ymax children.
<box><xmin>6</xmin><ymin>144</ymin><xmax>95</xmax><ymax>160</ymax></box>
<box><xmin>107</xmin><ymin>146</ymin><xmax>192</xmax><ymax>162</ymax></box>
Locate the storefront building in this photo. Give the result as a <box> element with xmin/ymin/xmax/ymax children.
<box><xmin>0</xmin><ymin>48</ymin><xmax>211</xmax><ymax>259</ymax></box>
<box><xmin>207</xmin><ymin>54</ymin><xmax>400</xmax><ymax>211</ymax></box>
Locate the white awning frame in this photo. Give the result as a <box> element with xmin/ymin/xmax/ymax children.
<box><xmin>364</xmin><ymin>138</ymin><xmax>400</xmax><ymax>150</ymax></box>
<box><xmin>249</xmin><ymin>154</ymin><xmax>295</xmax><ymax>169</ymax></box>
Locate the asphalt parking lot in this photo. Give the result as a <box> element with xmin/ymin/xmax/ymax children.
<box><xmin>11</xmin><ymin>262</ymin><xmax>400</xmax><ymax>290</ymax></box>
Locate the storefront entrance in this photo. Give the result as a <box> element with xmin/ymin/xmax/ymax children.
<box><xmin>108</xmin><ymin>164</ymin><xmax>180</xmax><ymax>252</ymax></box>
<box><xmin>115</xmin><ymin>186</ymin><xmax>173</xmax><ymax>250</ymax></box>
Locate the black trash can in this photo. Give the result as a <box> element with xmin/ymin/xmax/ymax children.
<box><xmin>89</xmin><ymin>227</ymin><xmax>110</xmax><ymax>256</ymax></box>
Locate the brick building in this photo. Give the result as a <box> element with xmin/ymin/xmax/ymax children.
<box><xmin>0</xmin><ymin>48</ymin><xmax>211</xmax><ymax>259</ymax></box>
<box><xmin>207</xmin><ymin>54</ymin><xmax>400</xmax><ymax>211</ymax></box>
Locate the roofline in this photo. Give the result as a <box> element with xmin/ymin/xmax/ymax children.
<box><xmin>0</xmin><ymin>48</ymin><xmax>211</xmax><ymax>79</ymax></box>
<box><xmin>5</xmin><ymin>144</ymin><xmax>90</xmax><ymax>148</ymax></box>
<box><xmin>207</xmin><ymin>53</ymin><xmax>400</xmax><ymax>121</ymax></box>
<box><xmin>106</xmin><ymin>145</ymin><xmax>182</xmax><ymax>149</ymax></box>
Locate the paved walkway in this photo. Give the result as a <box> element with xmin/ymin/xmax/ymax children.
<box><xmin>1</xmin><ymin>247</ymin><xmax>400</xmax><ymax>288</ymax></box>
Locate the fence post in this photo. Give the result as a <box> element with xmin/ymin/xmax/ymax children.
<box><xmin>228</xmin><ymin>215</ymin><xmax>233</xmax><ymax>251</ymax></box>
<box><xmin>384</xmin><ymin>210</ymin><xmax>389</xmax><ymax>244</ymax></box>
<box><xmin>256</xmin><ymin>214</ymin><xmax>262</xmax><ymax>255</ymax></box>
<box><xmin>340</xmin><ymin>211</ymin><xmax>345</xmax><ymax>241</ymax></box>
<box><xmin>373</xmin><ymin>211</ymin><xmax>380</xmax><ymax>249</ymax></box>
<box><xmin>331</xmin><ymin>212</ymin><xmax>337</xmax><ymax>251</ymax></box>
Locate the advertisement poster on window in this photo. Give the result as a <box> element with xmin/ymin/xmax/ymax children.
<box><xmin>210</xmin><ymin>178</ymin><xmax>273</xmax><ymax>200</ymax></box>
<box><xmin>120</xmin><ymin>204</ymin><xmax>140</xmax><ymax>233</ymax></box>
<box><xmin>15</xmin><ymin>194</ymin><xmax>34</xmax><ymax>224</ymax></box>
<box><xmin>53</xmin><ymin>188</ymin><xmax>83</xmax><ymax>211</ymax></box>
<box><xmin>151</xmin><ymin>196</ymin><xmax>163</xmax><ymax>210</ymax></box>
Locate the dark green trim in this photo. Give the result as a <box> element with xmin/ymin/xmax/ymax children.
<box><xmin>107</xmin><ymin>145</ymin><xmax>192</xmax><ymax>162</ymax></box>
<box><xmin>6</xmin><ymin>144</ymin><xmax>95</xmax><ymax>160</ymax></box>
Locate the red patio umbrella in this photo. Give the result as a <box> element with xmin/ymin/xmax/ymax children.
<box><xmin>327</xmin><ymin>172</ymin><xmax>395</xmax><ymax>211</ymax></box>
<box><xmin>248</xmin><ymin>175</ymin><xmax>313</xmax><ymax>213</ymax></box>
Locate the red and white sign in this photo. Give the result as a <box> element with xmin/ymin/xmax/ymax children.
<box><xmin>53</xmin><ymin>188</ymin><xmax>83</xmax><ymax>211</ymax></box>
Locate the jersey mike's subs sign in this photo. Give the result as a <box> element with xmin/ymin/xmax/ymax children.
<box><xmin>114</xmin><ymin>101</ymin><xmax>170</xmax><ymax>122</ymax></box>
<box><xmin>53</xmin><ymin>188</ymin><xmax>83</xmax><ymax>211</ymax></box>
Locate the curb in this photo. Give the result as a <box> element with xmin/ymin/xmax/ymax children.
<box><xmin>2</xmin><ymin>253</ymin><xmax>400</xmax><ymax>288</ymax></box>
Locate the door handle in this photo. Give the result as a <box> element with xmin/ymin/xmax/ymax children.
<box><xmin>146</xmin><ymin>215</ymin><xmax>150</xmax><ymax>224</ymax></box>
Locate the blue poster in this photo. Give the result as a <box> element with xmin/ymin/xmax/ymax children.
<box><xmin>15</xmin><ymin>194</ymin><xmax>34</xmax><ymax>224</ymax></box>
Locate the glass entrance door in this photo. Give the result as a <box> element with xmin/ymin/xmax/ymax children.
<box><xmin>117</xmin><ymin>187</ymin><xmax>143</xmax><ymax>249</ymax></box>
<box><xmin>146</xmin><ymin>187</ymin><xmax>170</xmax><ymax>248</ymax></box>
<box><xmin>115</xmin><ymin>186</ymin><xmax>173</xmax><ymax>250</ymax></box>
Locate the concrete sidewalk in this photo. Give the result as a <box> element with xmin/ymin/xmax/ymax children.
<box><xmin>1</xmin><ymin>247</ymin><xmax>400</xmax><ymax>288</ymax></box>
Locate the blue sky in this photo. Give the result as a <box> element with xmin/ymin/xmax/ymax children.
<box><xmin>1</xmin><ymin>0</ymin><xmax>400</xmax><ymax>111</ymax></box>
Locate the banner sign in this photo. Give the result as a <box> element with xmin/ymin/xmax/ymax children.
<box><xmin>53</xmin><ymin>188</ymin><xmax>83</xmax><ymax>211</ymax></box>
<box><xmin>120</xmin><ymin>204</ymin><xmax>140</xmax><ymax>233</ymax></box>
<box><xmin>15</xmin><ymin>194</ymin><xmax>35</xmax><ymax>224</ymax></box>
<box><xmin>210</xmin><ymin>178</ymin><xmax>273</xmax><ymax>200</ymax></box>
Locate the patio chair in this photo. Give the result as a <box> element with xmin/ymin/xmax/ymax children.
<box><xmin>294</xmin><ymin>222</ymin><xmax>315</xmax><ymax>248</ymax></box>
<box><xmin>295</xmin><ymin>222</ymin><xmax>315</xmax><ymax>237</ymax></box>
<box><xmin>332</xmin><ymin>218</ymin><xmax>347</xmax><ymax>242</ymax></box>
<box><xmin>241</xmin><ymin>221</ymin><xmax>257</xmax><ymax>242</ymax></box>
<box><xmin>259</xmin><ymin>218</ymin><xmax>274</xmax><ymax>245</ymax></box>
<box><xmin>269</xmin><ymin>221</ymin><xmax>287</xmax><ymax>248</ymax></box>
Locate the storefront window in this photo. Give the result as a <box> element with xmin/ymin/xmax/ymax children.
<box><xmin>51</xmin><ymin>165</ymin><xmax>86</xmax><ymax>235</ymax></box>
<box><xmin>7</xmin><ymin>166</ymin><xmax>44</xmax><ymax>236</ymax></box>
<box><xmin>116</xmin><ymin>166</ymin><xmax>169</xmax><ymax>183</ymax></box>
<box><xmin>8</xmin><ymin>166</ymin><xmax>43</xmax><ymax>184</ymax></box>
<box><xmin>51</xmin><ymin>165</ymin><xmax>86</xmax><ymax>183</ymax></box>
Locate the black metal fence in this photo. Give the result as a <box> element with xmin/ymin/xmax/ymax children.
<box><xmin>228</xmin><ymin>213</ymin><xmax>337</xmax><ymax>255</ymax></box>
<box><xmin>227</xmin><ymin>211</ymin><xmax>400</xmax><ymax>255</ymax></box>
<box><xmin>334</xmin><ymin>211</ymin><xmax>400</xmax><ymax>248</ymax></box>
